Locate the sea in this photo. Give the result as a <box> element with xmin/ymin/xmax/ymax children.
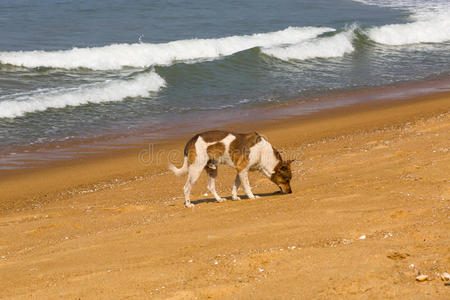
<box><xmin>0</xmin><ymin>0</ymin><xmax>449</xmax><ymax>169</ymax></box>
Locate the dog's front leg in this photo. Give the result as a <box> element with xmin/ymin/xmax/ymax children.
<box><xmin>238</xmin><ymin>170</ymin><xmax>259</xmax><ymax>199</ymax></box>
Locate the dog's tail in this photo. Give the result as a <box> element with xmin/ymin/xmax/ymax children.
<box><xmin>169</xmin><ymin>156</ymin><xmax>188</xmax><ymax>176</ymax></box>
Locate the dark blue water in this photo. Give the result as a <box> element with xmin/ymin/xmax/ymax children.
<box><xmin>0</xmin><ymin>0</ymin><xmax>404</xmax><ymax>51</ymax></box>
<box><xmin>0</xmin><ymin>0</ymin><xmax>449</xmax><ymax>155</ymax></box>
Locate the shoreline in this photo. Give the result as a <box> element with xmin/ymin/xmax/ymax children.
<box><xmin>1</xmin><ymin>77</ymin><xmax>450</xmax><ymax>174</ymax></box>
<box><xmin>1</xmin><ymin>81</ymin><xmax>449</xmax><ymax>211</ymax></box>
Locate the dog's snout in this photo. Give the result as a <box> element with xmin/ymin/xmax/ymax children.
<box><xmin>279</xmin><ymin>185</ymin><xmax>292</xmax><ymax>194</ymax></box>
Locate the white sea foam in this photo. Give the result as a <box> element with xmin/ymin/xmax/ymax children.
<box><xmin>0</xmin><ymin>72</ymin><xmax>165</xmax><ymax>118</ymax></box>
<box><xmin>0</xmin><ymin>27</ymin><xmax>334</xmax><ymax>70</ymax></box>
<box><xmin>353</xmin><ymin>0</ymin><xmax>450</xmax><ymax>45</ymax></box>
<box><xmin>262</xmin><ymin>29</ymin><xmax>355</xmax><ymax>61</ymax></box>
<box><xmin>367</xmin><ymin>13</ymin><xmax>450</xmax><ymax>45</ymax></box>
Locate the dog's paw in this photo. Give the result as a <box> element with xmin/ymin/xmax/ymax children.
<box><xmin>184</xmin><ymin>202</ymin><xmax>195</xmax><ymax>208</ymax></box>
<box><xmin>254</xmin><ymin>195</ymin><xmax>261</xmax><ymax>199</ymax></box>
<box><xmin>232</xmin><ymin>196</ymin><xmax>241</xmax><ymax>201</ymax></box>
<box><xmin>216</xmin><ymin>197</ymin><xmax>226</xmax><ymax>203</ymax></box>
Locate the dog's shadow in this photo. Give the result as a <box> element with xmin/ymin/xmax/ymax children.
<box><xmin>191</xmin><ymin>191</ymin><xmax>283</xmax><ymax>205</ymax></box>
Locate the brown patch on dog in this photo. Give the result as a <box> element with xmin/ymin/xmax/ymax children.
<box><xmin>229</xmin><ymin>132</ymin><xmax>262</xmax><ymax>172</ymax></box>
<box><xmin>199</xmin><ymin>131</ymin><xmax>230</xmax><ymax>143</ymax></box>
<box><xmin>205</xmin><ymin>163</ymin><xmax>217</xmax><ymax>177</ymax></box>
<box><xmin>207</xmin><ymin>143</ymin><xmax>225</xmax><ymax>161</ymax></box>
<box><xmin>271</xmin><ymin>158</ymin><xmax>293</xmax><ymax>193</ymax></box>
<box><xmin>184</xmin><ymin>131</ymin><xmax>230</xmax><ymax>165</ymax></box>
<box><xmin>184</xmin><ymin>135</ymin><xmax>198</xmax><ymax>165</ymax></box>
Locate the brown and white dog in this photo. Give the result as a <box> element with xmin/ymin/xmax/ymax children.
<box><xmin>169</xmin><ymin>130</ymin><xmax>293</xmax><ymax>207</ymax></box>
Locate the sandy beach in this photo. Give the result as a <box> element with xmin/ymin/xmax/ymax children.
<box><xmin>1</xmin><ymin>88</ymin><xmax>449</xmax><ymax>298</ymax></box>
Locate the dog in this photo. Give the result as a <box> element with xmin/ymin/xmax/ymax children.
<box><xmin>169</xmin><ymin>130</ymin><xmax>293</xmax><ymax>207</ymax></box>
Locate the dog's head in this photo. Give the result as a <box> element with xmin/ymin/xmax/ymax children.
<box><xmin>271</xmin><ymin>159</ymin><xmax>293</xmax><ymax>194</ymax></box>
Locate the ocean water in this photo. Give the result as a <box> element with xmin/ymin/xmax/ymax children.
<box><xmin>0</xmin><ymin>0</ymin><xmax>449</xmax><ymax>157</ymax></box>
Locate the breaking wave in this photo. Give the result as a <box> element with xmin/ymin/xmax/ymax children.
<box><xmin>0</xmin><ymin>27</ymin><xmax>334</xmax><ymax>70</ymax></box>
<box><xmin>262</xmin><ymin>29</ymin><xmax>355</xmax><ymax>61</ymax></box>
<box><xmin>367</xmin><ymin>12</ymin><xmax>450</xmax><ymax>45</ymax></box>
<box><xmin>354</xmin><ymin>0</ymin><xmax>450</xmax><ymax>45</ymax></box>
<box><xmin>0</xmin><ymin>72</ymin><xmax>165</xmax><ymax>118</ymax></box>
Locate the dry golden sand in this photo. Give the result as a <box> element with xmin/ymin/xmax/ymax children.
<box><xmin>0</xmin><ymin>92</ymin><xmax>449</xmax><ymax>299</ymax></box>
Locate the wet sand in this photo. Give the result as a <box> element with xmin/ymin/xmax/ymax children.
<box><xmin>0</xmin><ymin>88</ymin><xmax>449</xmax><ymax>298</ymax></box>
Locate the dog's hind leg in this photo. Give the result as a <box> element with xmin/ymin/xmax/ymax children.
<box><xmin>205</xmin><ymin>165</ymin><xmax>225</xmax><ymax>202</ymax></box>
<box><xmin>232</xmin><ymin>173</ymin><xmax>241</xmax><ymax>200</ymax></box>
<box><xmin>183</xmin><ymin>164</ymin><xmax>203</xmax><ymax>208</ymax></box>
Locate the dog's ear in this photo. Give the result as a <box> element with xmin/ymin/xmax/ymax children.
<box><xmin>280</xmin><ymin>161</ymin><xmax>292</xmax><ymax>171</ymax></box>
